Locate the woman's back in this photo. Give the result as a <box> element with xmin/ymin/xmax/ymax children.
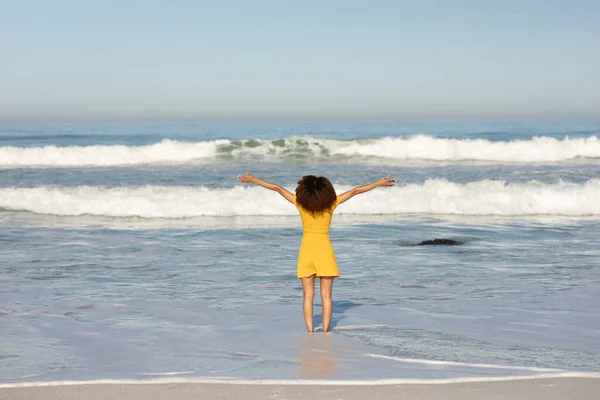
<box><xmin>294</xmin><ymin>196</ymin><xmax>339</xmax><ymax>234</ymax></box>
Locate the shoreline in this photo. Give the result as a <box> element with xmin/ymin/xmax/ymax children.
<box><xmin>1</xmin><ymin>377</ymin><xmax>599</xmax><ymax>400</ymax></box>
<box><xmin>2</xmin><ymin>371</ymin><xmax>600</xmax><ymax>388</ymax></box>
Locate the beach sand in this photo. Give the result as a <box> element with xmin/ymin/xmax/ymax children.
<box><xmin>1</xmin><ymin>377</ymin><xmax>598</xmax><ymax>400</ymax></box>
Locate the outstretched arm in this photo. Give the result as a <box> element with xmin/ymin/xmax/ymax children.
<box><xmin>338</xmin><ymin>175</ymin><xmax>396</xmax><ymax>205</ymax></box>
<box><xmin>237</xmin><ymin>171</ymin><xmax>295</xmax><ymax>204</ymax></box>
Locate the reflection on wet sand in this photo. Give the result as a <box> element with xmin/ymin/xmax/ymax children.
<box><xmin>297</xmin><ymin>333</ymin><xmax>339</xmax><ymax>378</ymax></box>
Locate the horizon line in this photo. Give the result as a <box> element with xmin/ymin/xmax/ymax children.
<box><xmin>1</xmin><ymin>112</ymin><xmax>599</xmax><ymax>124</ymax></box>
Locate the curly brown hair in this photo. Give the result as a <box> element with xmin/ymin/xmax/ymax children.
<box><xmin>295</xmin><ymin>175</ymin><xmax>337</xmax><ymax>216</ymax></box>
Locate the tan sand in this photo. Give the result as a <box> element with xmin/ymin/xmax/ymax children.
<box><xmin>0</xmin><ymin>377</ymin><xmax>598</xmax><ymax>400</ymax></box>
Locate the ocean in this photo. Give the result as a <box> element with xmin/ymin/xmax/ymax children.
<box><xmin>1</xmin><ymin>119</ymin><xmax>599</xmax><ymax>383</ymax></box>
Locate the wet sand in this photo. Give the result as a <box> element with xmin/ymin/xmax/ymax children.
<box><xmin>1</xmin><ymin>377</ymin><xmax>598</xmax><ymax>400</ymax></box>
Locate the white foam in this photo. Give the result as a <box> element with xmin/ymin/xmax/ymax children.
<box><xmin>1</xmin><ymin>373</ymin><xmax>599</xmax><ymax>388</ymax></box>
<box><xmin>366</xmin><ymin>354</ymin><xmax>563</xmax><ymax>372</ymax></box>
<box><xmin>1</xmin><ymin>179</ymin><xmax>599</xmax><ymax>218</ymax></box>
<box><xmin>331</xmin><ymin>325</ymin><xmax>389</xmax><ymax>331</ymax></box>
<box><xmin>0</xmin><ymin>139</ymin><xmax>228</xmax><ymax>167</ymax></box>
<box><xmin>137</xmin><ymin>371</ymin><xmax>195</xmax><ymax>376</ymax></box>
<box><xmin>330</xmin><ymin>135</ymin><xmax>600</xmax><ymax>162</ymax></box>
<box><xmin>1</xmin><ymin>135</ymin><xmax>599</xmax><ymax>167</ymax></box>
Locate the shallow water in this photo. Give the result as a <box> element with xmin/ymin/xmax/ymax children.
<box><xmin>1</xmin><ymin>120</ymin><xmax>599</xmax><ymax>382</ymax></box>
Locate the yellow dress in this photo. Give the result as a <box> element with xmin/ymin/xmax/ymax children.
<box><xmin>294</xmin><ymin>195</ymin><xmax>340</xmax><ymax>279</ymax></box>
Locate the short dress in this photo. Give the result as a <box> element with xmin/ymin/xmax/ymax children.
<box><xmin>293</xmin><ymin>195</ymin><xmax>340</xmax><ymax>279</ymax></box>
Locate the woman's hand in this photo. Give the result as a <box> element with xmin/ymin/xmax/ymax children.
<box><xmin>376</xmin><ymin>175</ymin><xmax>396</xmax><ymax>187</ymax></box>
<box><xmin>237</xmin><ymin>171</ymin><xmax>257</xmax><ymax>184</ymax></box>
<box><xmin>237</xmin><ymin>172</ymin><xmax>295</xmax><ymax>204</ymax></box>
<box><xmin>338</xmin><ymin>175</ymin><xmax>395</xmax><ymax>205</ymax></box>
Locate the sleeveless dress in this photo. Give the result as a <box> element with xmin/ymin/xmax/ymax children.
<box><xmin>293</xmin><ymin>195</ymin><xmax>340</xmax><ymax>279</ymax></box>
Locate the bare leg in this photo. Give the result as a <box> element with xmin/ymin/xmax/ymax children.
<box><xmin>320</xmin><ymin>277</ymin><xmax>334</xmax><ymax>332</ymax></box>
<box><xmin>301</xmin><ymin>275</ymin><xmax>315</xmax><ymax>332</ymax></box>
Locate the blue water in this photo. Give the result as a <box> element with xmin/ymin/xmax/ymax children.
<box><xmin>1</xmin><ymin>119</ymin><xmax>600</xmax><ymax>382</ymax></box>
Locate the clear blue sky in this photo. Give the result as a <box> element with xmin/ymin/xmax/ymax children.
<box><xmin>1</xmin><ymin>0</ymin><xmax>599</xmax><ymax>121</ymax></box>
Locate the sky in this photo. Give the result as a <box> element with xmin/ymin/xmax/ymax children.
<box><xmin>1</xmin><ymin>0</ymin><xmax>599</xmax><ymax>121</ymax></box>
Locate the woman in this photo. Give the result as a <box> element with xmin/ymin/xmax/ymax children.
<box><xmin>237</xmin><ymin>172</ymin><xmax>396</xmax><ymax>332</ymax></box>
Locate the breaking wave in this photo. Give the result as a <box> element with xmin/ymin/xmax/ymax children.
<box><xmin>1</xmin><ymin>179</ymin><xmax>599</xmax><ymax>218</ymax></box>
<box><xmin>1</xmin><ymin>135</ymin><xmax>599</xmax><ymax>167</ymax></box>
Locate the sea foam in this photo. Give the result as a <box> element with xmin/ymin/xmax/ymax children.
<box><xmin>1</xmin><ymin>372</ymin><xmax>599</xmax><ymax>388</ymax></box>
<box><xmin>1</xmin><ymin>135</ymin><xmax>599</xmax><ymax>167</ymax></box>
<box><xmin>1</xmin><ymin>179</ymin><xmax>599</xmax><ymax>218</ymax></box>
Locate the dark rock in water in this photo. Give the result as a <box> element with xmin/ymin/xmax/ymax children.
<box><xmin>417</xmin><ymin>239</ymin><xmax>463</xmax><ymax>246</ymax></box>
